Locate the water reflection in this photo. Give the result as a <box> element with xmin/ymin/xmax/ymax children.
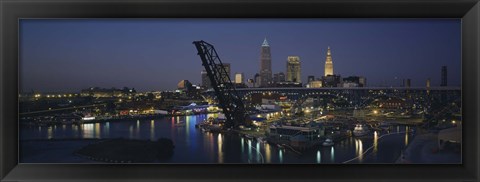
<box><xmin>265</xmin><ymin>144</ymin><xmax>271</xmax><ymax>163</ymax></box>
<box><xmin>150</xmin><ymin>120</ymin><xmax>155</xmax><ymax>141</ymax></box>
<box><xmin>218</xmin><ymin>133</ymin><xmax>223</xmax><ymax>163</ymax></box>
<box><xmin>330</xmin><ymin>147</ymin><xmax>335</xmax><ymax>162</ymax></box>
<box><xmin>247</xmin><ymin>140</ymin><xmax>252</xmax><ymax>161</ymax></box>
<box><xmin>105</xmin><ymin>122</ymin><xmax>110</xmax><ymax>136</ymax></box>
<box><xmin>21</xmin><ymin>115</ymin><xmax>417</xmax><ymax>164</ymax></box>
<box><xmin>405</xmin><ymin>126</ymin><xmax>409</xmax><ymax>146</ymax></box>
<box><xmin>47</xmin><ymin>127</ymin><xmax>53</xmax><ymax>139</ymax></box>
<box><xmin>279</xmin><ymin>150</ymin><xmax>283</xmax><ymax>163</ymax></box>
<box><xmin>95</xmin><ymin>123</ymin><xmax>100</xmax><ymax>138</ymax></box>
<box><xmin>241</xmin><ymin>138</ymin><xmax>244</xmax><ymax>153</ymax></box>
<box><xmin>316</xmin><ymin>150</ymin><xmax>321</xmax><ymax>163</ymax></box>
<box><xmin>355</xmin><ymin>139</ymin><xmax>363</xmax><ymax>161</ymax></box>
<box><xmin>256</xmin><ymin>143</ymin><xmax>261</xmax><ymax>163</ymax></box>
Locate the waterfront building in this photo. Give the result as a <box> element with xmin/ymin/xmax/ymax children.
<box><xmin>286</xmin><ymin>56</ymin><xmax>301</xmax><ymax>83</ymax></box>
<box><xmin>324</xmin><ymin>46</ymin><xmax>334</xmax><ymax>76</ymax></box>
<box><xmin>269</xmin><ymin>123</ymin><xmax>325</xmax><ymax>149</ymax></box>
<box><xmin>441</xmin><ymin>66</ymin><xmax>447</xmax><ymax>86</ymax></box>
<box><xmin>259</xmin><ymin>38</ymin><xmax>272</xmax><ymax>87</ymax></box>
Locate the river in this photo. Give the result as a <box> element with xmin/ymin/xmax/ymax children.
<box><xmin>20</xmin><ymin>113</ymin><xmax>414</xmax><ymax>164</ymax></box>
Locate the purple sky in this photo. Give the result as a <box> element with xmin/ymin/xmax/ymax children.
<box><xmin>20</xmin><ymin>19</ymin><xmax>461</xmax><ymax>92</ymax></box>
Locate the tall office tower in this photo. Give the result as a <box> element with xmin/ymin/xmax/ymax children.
<box><xmin>201</xmin><ymin>70</ymin><xmax>211</xmax><ymax>89</ymax></box>
<box><xmin>441</xmin><ymin>66</ymin><xmax>447</xmax><ymax>86</ymax></box>
<box><xmin>278</xmin><ymin>72</ymin><xmax>286</xmax><ymax>82</ymax></box>
<box><xmin>324</xmin><ymin>46</ymin><xmax>334</xmax><ymax>76</ymax></box>
<box><xmin>259</xmin><ymin>38</ymin><xmax>272</xmax><ymax>87</ymax></box>
<box><xmin>235</xmin><ymin>72</ymin><xmax>244</xmax><ymax>84</ymax></box>
<box><xmin>273</xmin><ymin>73</ymin><xmax>279</xmax><ymax>83</ymax></box>
<box><xmin>254</xmin><ymin>73</ymin><xmax>261</xmax><ymax>87</ymax></box>
<box><xmin>273</xmin><ymin>72</ymin><xmax>286</xmax><ymax>83</ymax></box>
<box><xmin>286</xmin><ymin>56</ymin><xmax>302</xmax><ymax>83</ymax></box>
<box><xmin>404</xmin><ymin>79</ymin><xmax>411</xmax><ymax>88</ymax></box>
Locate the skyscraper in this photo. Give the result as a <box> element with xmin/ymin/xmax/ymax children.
<box><xmin>286</xmin><ymin>56</ymin><xmax>301</xmax><ymax>83</ymax></box>
<box><xmin>404</xmin><ymin>78</ymin><xmax>411</xmax><ymax>88</ymax></box>
<box><xmin>201</xmin><ymin>70</ymin><xmax>211</xmax><ymax>89</ymax></box>
<box><xmin>441</xmin><ymin>66</ymin><xmax>447</xmax><ymax>86</ymax></box>
<box><xmin>254</xmin><ymin>73</ymin><xmax>261</xmax><ymax>87</ymax></box>
<box><xmin>259</xmin><ymin>38</ymin><xmax>272</xmax><ymax>87</ymax></box>
<box><xmin>324</xmin><ymin>46</ymin><xmax>334</xmax><ymax>77</ymax></box>
<box><xmin>235</xmin><ymin>72</ymin><xmax>244</xmax><ymax>84</ymax></box>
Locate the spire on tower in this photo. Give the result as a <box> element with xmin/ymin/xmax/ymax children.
<box><xmin>262</xmin><ymin>38</ymin><xmax>269</xmax><ymax>47</ymax></box>
<box><xmin>327</xmin><ymin>46</ymin><xmax>331</xmax><ymax>56</ymax></box>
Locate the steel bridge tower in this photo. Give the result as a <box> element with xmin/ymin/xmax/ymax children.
<box><xmin>193</xmin><ymin>40</ymin><xmax>250</xmax><ymax>128</ymax></box>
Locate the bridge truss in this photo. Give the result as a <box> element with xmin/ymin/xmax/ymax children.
<box><xmin>193</xmin><ymin>40</ymin><xmax>249</xmax><ymax>128</ymax></box>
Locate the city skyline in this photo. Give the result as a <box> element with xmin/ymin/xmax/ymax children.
<box><xmin>20</xmin><ymin>19</ymin><xmax>461</xmax><ymax>92</ymax></box>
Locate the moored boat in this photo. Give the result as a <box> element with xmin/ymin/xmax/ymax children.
<box><xmin>353</xmin><ymin>123</ymin><xmax>370</xmax><ymax>137</ymax></box>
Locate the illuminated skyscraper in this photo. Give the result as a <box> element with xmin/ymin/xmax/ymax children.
<box><xmin>286</xmin><ymin>56</ymin><xmax>301</xmax><ymax>83</ymax></box>
<box><xmin>235</xmin><ymin>72</ymin><xmax>244</xmax><ymax>84</ymax></box>
<box><xmin>324</xmin><ymin>46</ymin><xmax>334</xmax><ymax>76</ymax></box>
<box><xmin>259</xmin><ymin>38</ymin><xmax>272</xmax><ymax>87</ymax></box>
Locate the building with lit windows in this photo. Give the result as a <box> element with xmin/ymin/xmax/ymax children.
<box><xmin>324</xmin><ymin>46</ymin><xmax>334</xmax><ymax>76</ymax></box>
<box><xmin>259</xmin><ymin>38</ymin><xmax>272</xmax><ymax>87</ymax></box>
<box><xmin>286</xmin><ymin>56</ymin><xmax>301</xmax><ymax>83</ymax></box>
<box><xmin>235</xmin><ymin>72</ymin><xmax>244</xmax><ymax>84</ymax></box>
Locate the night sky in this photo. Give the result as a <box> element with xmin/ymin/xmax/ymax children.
<box><xmin>20</xmin><ymin>19</ymin><xmax>461</xmax><ymax>92</ymax></box>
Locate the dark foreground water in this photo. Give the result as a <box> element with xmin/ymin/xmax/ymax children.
<box><xmin>20</xmin><ymin>114</ymin><xmax>414</xmax><ymax>163</ymax></box>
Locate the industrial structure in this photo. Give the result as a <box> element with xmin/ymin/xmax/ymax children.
<box><xmin>193</xmin><ymin>40</ymin><xmax>250</xmax><ymax>128</ymax></box>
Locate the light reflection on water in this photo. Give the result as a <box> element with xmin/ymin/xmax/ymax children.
<box><xmin>316</xmin><ymin>150</ymin><xmax>321</xmax><ymax>163</ymax></box>
<box><xmin>218</xmin><ymin>133</ymin><xmax>223</xmax><ymax>163</ymax></box>
<box><xmin>150</xmin><ymin>120</ymin><xmax>155</xmax><ymax>141</ymax></box>
<box><xmin>265</xmin><ymin>144</ymin><xmax>271</xmax><ymax>163</ymax></box>
<box><xmin>330</xmin><ymin>147</ymin><xmax>335</xmax><ymax>162</ymax></box>
<box><xmin>21</xmin><ymin>114</ymin><xmax>416</xmax><ymax>164</ymax></box>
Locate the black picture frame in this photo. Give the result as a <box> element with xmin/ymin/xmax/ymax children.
<box><xmin>1</xmin><ymin>0</ymin><xmax>479</xmax><ymax>181</ymax></box>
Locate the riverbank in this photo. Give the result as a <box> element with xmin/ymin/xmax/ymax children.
<box><xmin>396</xmin><ymin>132</ymin><xmax>461</xmax><ymax>164</ymax></box>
